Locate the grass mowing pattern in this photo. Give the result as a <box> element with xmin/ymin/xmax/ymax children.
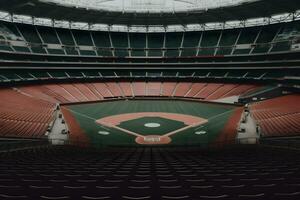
<box><xmin>65</xmin><ymin>100</ymin><xmax>238</xmax><ymax>147</ymax></box>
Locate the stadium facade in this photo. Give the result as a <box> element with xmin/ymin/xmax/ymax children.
<box><xmin>0</xmin><ymin>1</ymin><xmax>300</xmax><ymax>199</ymax></box>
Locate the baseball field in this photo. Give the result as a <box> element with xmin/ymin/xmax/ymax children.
<box><xmin>61</xmin><ymin>99</ymin><xmax>243</xmax><ymax>147</ymax></box>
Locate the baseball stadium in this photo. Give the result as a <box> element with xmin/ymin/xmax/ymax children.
<box><xmin>0</xmin><ymin>0</ymin><xmax>300</xmax><ymax>199</ymax></box>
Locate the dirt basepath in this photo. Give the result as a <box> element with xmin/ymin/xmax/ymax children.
<box><xmin>96</xmin><ymin>112</ymin><xmax>206</xmax><ymax>126</ymax></box>
<box><xmin>135</xmin><ymin>135</ymin><xmax>172</xmax><ymax>145</ymax></box>
<box><xmin>96</xmin><ymin>112</ymin><xmax>207</xmax><ymax>145</ymax></box>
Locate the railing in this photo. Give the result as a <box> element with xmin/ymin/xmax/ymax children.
<box><xmin>0</xmin><ymin>38</ymin><xmax>294</xmax><ymax>56</ymax></box>
<box><xmin>0</xmin><ymin>139</ymin><xmax>50</xmax><ymax>152</ymax></box>
<box><xmin>2</xmin><ymin>136</ymin><xmax>300</xmax><ymax>153</ymax></box>
<box><xmin>260</xmin><ymin>137</ymin><xmax>300</xmax><ymax>150</ymax></box>
<box><xmin>54</xmin><ymin>137</ymin><xmax>260</xmax><ymax>150</ymax></box>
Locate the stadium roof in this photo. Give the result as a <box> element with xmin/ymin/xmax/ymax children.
<box><xmin>0</xmin><ymin>0</ymin><xmax>299</xmax><ymax>25</ymax></box>
<box><xmin>40</xmin><ymin>0</ymin><xmax>255</xmax><ymax>13</ymax></box>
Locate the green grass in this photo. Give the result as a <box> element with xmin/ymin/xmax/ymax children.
<box><xmin>170</xmin><ymin>110</ymin><xmax>233</xmax><ymax>146</ymax></box>
<box><xmin>119</xmin><ymin>117</ymin><xmax>186</xmax><ymax>136</ymax></box>
<box><xmin>65</xmin><ymin>100</ymin><xmax>238</xmax><ymax>147</ymax></box>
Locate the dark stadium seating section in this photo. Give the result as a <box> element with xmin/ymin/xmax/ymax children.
<box><xmin>0</xmin><ymin>20</ymin><xmax>299</xmax><ymax>57</ymax></box>
<box><xmin>0</xmin><ymin>146</ymin><xmax>300</xmax><ymax>200</ymax></box>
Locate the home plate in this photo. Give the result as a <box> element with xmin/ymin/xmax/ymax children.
<box><xmin>135</xmin><ymin>135</ymin><xmax>171</xmax><ymax>145</ymax></box>
<box><xmin>144</xmin><ymin>135</ymin><xmax>161</xmax><ymax>142</ymax></box>
<box><xmin>98</xmin><ymin>131</ymin><xmax>110</xmax><ymax>135</ymax></box>
<box><xmin>195</xmin><ymin>131</ymin><xmax>207</xmax><ymax>135</ymax></box>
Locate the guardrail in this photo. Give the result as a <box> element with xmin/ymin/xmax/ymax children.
<box><xmin>260</xmin><ymin>137</ymin><xmax>300</xmax><ymax>150</ymax></box>
<box><xmin>2</xmin><ymin>137</ymin><xmax>300</xmax><ymax>153</ymax></box>
<box><xmin>0</xmin><ymin>139</ymin><xmax>50</xmax><ymax>152</ymax></box>
<box><xmin>54</xmin><ymin>137</ymin><xmax>260</xmax><ymax>150</ymax></box>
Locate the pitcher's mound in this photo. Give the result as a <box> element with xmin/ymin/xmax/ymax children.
<box><xmin>144</xmin><ymin>123</ymin><xmax>161</xmax><ymax>128</ymax></box>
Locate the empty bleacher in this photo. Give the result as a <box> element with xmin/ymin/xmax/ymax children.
<box><xmin>161</xmin><ymin>82</ymin><xmax>177</xmax><ymax>97</ymax></box>
<box><xmin>147</xmin><ymin>82</ymin><xmax>162</xmax><ymax>96</ymax></box>
<box><xmin>185</xmin><ymin>83</ymin><xmax>207</xmax><ymax>98</ymax></box>
<box><xmin>173</xmin><ymin>82</ymin><xmax>193</xmax><ymax>97</ymax></box>
<box><xmin>195</xmin><ymin>83</ymin><xmax>223</xmax><ymax>99</ymax></box>
<box><xmin>72</xmin><ymin>83</ymin><xmax>100</xmax><ymax>101</ymax></box>
<box><xmin>119</xmin><ymin>82</ymin><xmax>134</xmax><ymax>97</ymax></box>
<box><xmin>206</xmin><ymin>84</ymin><xmax>238</xmax><ymax>100</ymax></box>
<box><xmin>251</xmin><ymin>95</ymin><xmax>300</xmax><ymax>137</ymax></box>
<box><xmin>0</xmin><ymin>20</ymin><xmax>299</xmax><ymax>57</ymax></box>
<box><xmin>132</xmin><ymin>82</ymin><xmax>147</xmax><ymax>96</ymax></box>
<box><xmin>15</xmin><ymin>82</ymin><xmax>259</xmax><ymax>104</ymax></box>
<box><xmin>105</xmin><ymin>82</ymin><xmax>124</xmax><ymax>97</ymax></box>
<box><xmin>0</xmin><ymin>89</ymin><xmax>55</xmax><ymax>138</ymax></box>
<box><xmin>91</xmin><ymin>83</ymin><xmax>112</xmax><ymax>98</ymax></box>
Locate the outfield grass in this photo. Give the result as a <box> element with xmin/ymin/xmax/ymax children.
<box><xmin>64</xmin><ymin>100</ymin><xmax>238</xmax><ymax>147</ymax></box>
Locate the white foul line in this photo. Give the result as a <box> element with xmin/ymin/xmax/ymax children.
<box><xmin>64</xmin><ymin>108</ymin><xmax>110</xmax><ymax>131</ymax></box>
